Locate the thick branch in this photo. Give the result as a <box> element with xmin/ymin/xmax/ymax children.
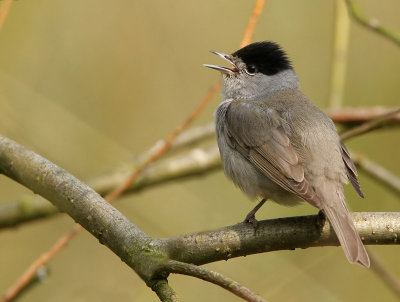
<box><xmin>160</xmin><ymin>212</ymin><xmax>399</xmax><ymax>265</ymax></box>
<box><xmin>0</xmin><ymin>135</ymin><xmax>163</xmax><ymax>283</ymax></box>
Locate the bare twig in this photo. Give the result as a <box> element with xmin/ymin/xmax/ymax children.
<box><xmin>164</xmin><ymin>260</ymin><xmax>266</xmax><ymax>302</ymax></box>
<box><xmin>0</xmin><ymin>195</ymin><xmax>58</xmax><ymax>228</ymax></box>
<box><xmin>6</xmin><ymin>266</ymin><xmax>48</xmax><ymax>302</ymax></box>
<box><xmin>329</xmin><ymin>0</ymin><xmax>350</xmax><ymax>109</ymax></box>
<box><xmin>340</xmin><ymin>107</ymin><xmax>400</xmax><ymax>141</ymax></box>
<box><xmin>351</xmin><ymin>152</ymin><xmax>400</xmax><ymax>195</ymax></box>
<box><xmin>369</xmin><ymin>249</ymin><xmax>400</xmax><ymax>299</ymax></box>
<box><xmin>149</xmin><ymin>279</ymin><xmax>180</xmax><ymax>302</ymax></box>
<box><xmin>345</xmin><ymin>0</ymin><xmax>400</xmax><ymax>47</ymax></box>
<box><xmin>90</xmin><ymin>145</ymin><xmax>221</xmax><ymax>195</ymax></box>
<box><xmin>153</xmin><ymin>123</ymin><xmax>215</xmax><ymax>155</ymax></box>
<box><xmin>0</xmin><ymin>0</ymin><xmax>13</xmax><ymax>30</ymax></box>
<box><xmin>326</xmin><ymin>107</ymin><xmax>400</xmax><ymax>123</ymax></box>
<box><xmin>1</xmin><ymin>225</ymin><xmax>82</xmax><ymax>302</ymax></box>
<box><xmin>104</xmin><ymin>80</ymin><xmax>222</xmax><ymax>203</ymax></box>
<box><xmin>240</xmin><ymin>0</ymin><xmax>266</xmax><ymax>47</ymax></box>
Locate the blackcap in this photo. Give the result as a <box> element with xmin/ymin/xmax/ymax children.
<box><xmin>204</xmin><ymin>41</ymin><xmax>370</xmax><ymax>267</ymax></box>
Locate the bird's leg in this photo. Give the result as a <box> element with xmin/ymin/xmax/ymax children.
<box><xmin>244</xmin><ymin>198</ymin><xmax>267</xmax><ymax>230</ymax></box>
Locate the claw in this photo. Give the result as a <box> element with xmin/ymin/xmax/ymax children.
<box><xmin>244</xmin><ymin>213</ymin><xmax>259</xmax><ymax>233</ymax></box>
<box><xmin>243</xmin><ymin>198</ymin><xmax>267</xmax><ymax>234</ymax></box>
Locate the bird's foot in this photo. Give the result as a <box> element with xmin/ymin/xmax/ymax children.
<box><xmin>244</xmin><ymin>213</ymin><xmax>259</xmax><ymax>230</ymax></box>
<box><xmin>243</xmin><ymin>198</ymin><xmax>267</xmax><ymax>234</ymax></box>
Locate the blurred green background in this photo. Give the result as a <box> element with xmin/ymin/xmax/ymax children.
<box><xmin>0</xmin><ymin>0</ymin><xmax>399</xmax><ymax>301</ymax></box>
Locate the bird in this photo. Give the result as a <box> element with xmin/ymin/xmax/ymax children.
<box><xmin>204</xmin><ymin>41</ymin><xmax>370</xmax><ymax>267</ymax></box>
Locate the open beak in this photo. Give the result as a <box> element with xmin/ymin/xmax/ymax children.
<box><xmin>204</xmin><ymin>51</ymin><xmax>238</xmax><ymax>74</ymax></box>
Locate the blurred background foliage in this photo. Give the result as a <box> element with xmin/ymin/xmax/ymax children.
<box><xmin>0</xmin><ymin>0</ymin><xmax>399</xmax><ymax>301</ymax></box>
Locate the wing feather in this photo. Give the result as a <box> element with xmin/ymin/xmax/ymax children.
<box><xmin>225</xmin><ymin>101</ymin><xmax>320</xmax><ymax>207</ymax></box>
<box><xmin>341</xmin><ymin>143</ymin><xmax>364</xmax><ymax>198</ymax></box>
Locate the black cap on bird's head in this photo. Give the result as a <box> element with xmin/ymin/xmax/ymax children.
<box><xmin>233</xmin><ymin>41</ymin><xmax>292</xmax><ymax>75</ymax></box>
<box><xmin>204</xmin><ymin>41</ymin><xmax>298</xmax><ymax>100</ymax></box>
<box><xmin>204</xmin><ymin>41</ymin><xmax>292</xmax><ymax>76</ymax></box>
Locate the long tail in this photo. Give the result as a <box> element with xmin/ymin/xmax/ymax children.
<box><xmin>318</xmin><ymin>182</ymin><xmax>370</xmax><ymax>267</ymax></box>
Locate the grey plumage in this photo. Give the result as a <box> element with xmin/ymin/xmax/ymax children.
<box><xmin>206</xmin><ymin>41</ymin><xmax>370</xmax><ymax>267</ymax></box>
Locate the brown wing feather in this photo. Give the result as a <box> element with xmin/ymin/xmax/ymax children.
<box><xmin>226</xmin><ymin>101</ymin><xmax>321</xmax><ymax>208</ymax></box>
<box><xmin>340</xmin><ymin>143</ymin><xmax>364</xmax><ymax>198</ymax></box>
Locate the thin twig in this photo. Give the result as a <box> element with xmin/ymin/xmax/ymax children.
<box><xmin>1</xmin><ymin>225</ymin><xmax>82</xmax><ymax>302</ymax></box>
<box><xmin>90</xmin><ymin>145</ymin><xmax>222</xmax><ymax>196</ymax></box>
<box><xmin>326</xmin><ymin>107</ymin><xmax>400</xmax><ymax>123</ymax></box>
<box><xmin>345</xmin><ymin>0</ymin><xmax>400</xmax><ymax>47</ymax></box>
<box><xmin>103</xmin><ymin>80</ymin><xmax>221</xmax><ymax>203</ymax></box>
<box><xmin>164</xmin><ymin>260</ymin><xmax>266</xmax><ymax>302</ymax></box>
<box><xmin>5</xmin><ymin>266</ymin><xmax>49</xmax><ymax>302</ymax></box>
<box><xmin>340</xmin><ymin>107</ymin><xmax>400</xmax><ymax>141</ymax></box>
<box><xmin>149</xmin><ymin>279</ymin><xmax>180</xmax><ymax>302</ymax></box>
<box><xmin>0</xmin><ymin>0</ymin><xmax>13</xmax><ymax>30</ymax></box>
<box><xmin>240</xmin><ymin>0</ymin><xmax>266</xmax><ymax>47</ymax></box>
<box><xmin>368</xmin><ymin>249</ymin><xmax>400</xmax><ymax>299</ymax></box>
<box><xmin>351</xmin><ymin>152</ymin><xmax>400</xmax><ymax>195</ymax></box>
<box><xmin>329</xmin><ymin>0</ymin><xmax>350</xmax><ymax>109</ymax></box>
<box><xmin>139</xmin><ymin>123</ymin><xmax>215</xmax><ymax>161</ymax></box>
<box><xmin>0</xmin><ymin>196</ymin><xmax>59</xmax><ymax>228</ymax></box>
<box><xmin>1</xmin><ymin>0</ymin><xmax>267</xmax><ymax>300</ymax></box>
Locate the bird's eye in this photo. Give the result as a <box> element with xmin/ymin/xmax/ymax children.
<box><xmin>245</xmin><ymin>65</ymin><xmax>257</xmax><ymax>75</ymax></box>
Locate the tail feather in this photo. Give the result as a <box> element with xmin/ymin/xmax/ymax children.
<box><xmin>316</xmin><ymin>180</ymin><xmax>370</xmax><ymax>268</ymax></box>
<box><xmin>323</xmin><ymin>206</ymin><xmax>370</xmax><ymax>267</ymax></box>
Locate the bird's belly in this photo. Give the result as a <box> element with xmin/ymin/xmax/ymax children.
<box><xmin>217</xmin><ymin>135</ymin><xmax>301</xmax><ymax>206</ymax></box>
